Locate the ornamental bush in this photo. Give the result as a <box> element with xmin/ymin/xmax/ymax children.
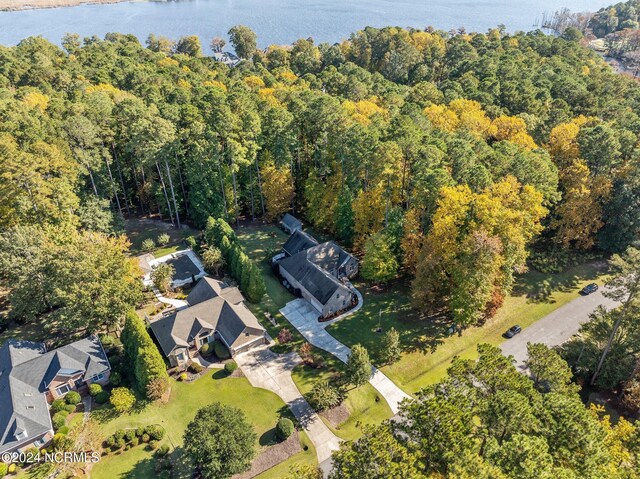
<box><xmin>0</xmin><ymin>463</ymin><xmax>8</xmax><ymax>478</ymax></box>
<box><xmin>214</xmin><ymin>340</ymin><xmax>230</xmax><ymax>360</ymax></box>
<box><xmin>145</xmin><ymin>425</ymin><xmax>165</xmax><ymax>441</ymax></box>
<box><xmin>110</xmin><ymin>387</ymin><xmax>136</xmax><ymax>413</ymax></box>
<box><xmin>305</xmin><ymin>381</ymin><xmax>343</xmax><ymax>411</ymax></box>
<box><xmin>65</xmin><ymin>391</ymin><xmax>81</xmax><ymax>405</ymax></box>
<box><xmin>51</xmin><ymin>399</ymin><xmax>66</xmax><ymax>413</ymax></box>
<box><xmin>141</xmin><ymin>238</ymin><xmax>155</xmax><ymax>251</ymax></box>
<box><xmin>276</xmin><ymin>418</ymin><xmax>294</xmax><ymax>441</ymax></box>
<box><xmin>157</xmin><ymin>233</ymin><xmax>170</xmax><ymax>246</ymax></box>
<box><xmin>88</xmin><ymin>383</ymin><xmax>103</xmax><ymax>396</ymax></box>
<box><xmin>224</xmin><ymin>361</ymin><xmax>238</xmax><ymax>375</ymax></box>
<box><xmin>95</xmin><ymin>390</ymin><xmax>110</xmax><ymax>404</ymax></box>
<box><xmin>64</xmin><ymin>404</ymin><xmax>76</xmax><ymax>413</ymax></box>
<box><xmin>200</xmin><ymin>342</ymin><xmax>212</xmax><ymax>355</ymax></box>
<box><xmin>57</xmin><ymin>426</ymin><xmax>69</xmax><ymax>435</ymax></box>
<box><xmin>109</xmin><ymin>371</ymin><xmax>122</xmax><ymax>386</ymax></box>
<box><xmin>52</xmin><ymin>411</ymin><xmax>69</xmax><ymax>430</ymax></box>
<box><xmin>189</xmin><ymin>362</ymin><xmax>204</xmax><ymax>374</ymax></box>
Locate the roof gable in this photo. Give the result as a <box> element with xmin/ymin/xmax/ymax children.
<box><xmin>283</xmin><ymin>230</ymin><xmax>319</xmax><ymax>256</ymax></box>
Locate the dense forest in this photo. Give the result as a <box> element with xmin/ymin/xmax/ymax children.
<box><xmin>1</xmin><ymin>26</ymin><xmax>639</xmax><ymax>333</ymax></box>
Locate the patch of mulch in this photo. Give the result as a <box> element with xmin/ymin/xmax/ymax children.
<box><xmin>319</xmin><ymin>403</ymin><xmax>350</xmax><ymax>428</ymax></box>
<box><xmin>231</xmin><ymin>431</ymin><xmax>303</xmax><ymax>479</ymax></box>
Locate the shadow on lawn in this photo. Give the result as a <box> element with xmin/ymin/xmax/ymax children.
<box><xmin>512</xmin><ymin>262</ymin><xmax>606</xmax><ymax>304</ymax></box>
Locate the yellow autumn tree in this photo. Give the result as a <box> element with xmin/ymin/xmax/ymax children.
<box><xmin>261</xmin><ymin>161</ymin><xmax>294</xmax><ymax>221</ymax></box>
<box><xmin>304</xmin><ymin>171</ymin><xmax>341</xmax><ymax>232</ymax></box>
<box><xmin>552</xmin><ymin>160</ymin><xmax>611</xmax><ymax>250</ymax></box>
<box><xmin>400</xmin><ymin>208</ymin><xmax>424</xmax><ymax>273</ymax></box>
<box><xmin>352</xmin><ymin>185</ymin><xmax>386</xmax><ymax>248</ymax></box>
<box><xmin>492</xmin><ymin>116</ymin><xmax>537</xmax><ymax>149</ymax></box>
<box><xmin>412</xmin><ymin>177</ymin><xmax>546</xmax><ymax>325</ymax></box>
<box><xmin>22</xmin><ymin>92</ymin><xmax>49</xmax><ymax>112</ymax></box>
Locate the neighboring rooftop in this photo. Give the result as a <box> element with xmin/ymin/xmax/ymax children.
<box><xmin>283</xmin><ymin>230</ymin><xmax>319</xmax><ymax>256</ymax></box>
<box><xmin>279</xmin><ymin>253</ymin><xmax>343</xmax><ymax>305</ymax></box>
<box><xmin>280</xmin><ymin>213</ymin><xmax>302</xmax><ymax>233</ymax></box>
<box><xmin>150</xmin><ymin>277</ymin><xmax>265</xmax><ymax>356</ymax></box>
<box><xmin>0</xmin><ymin>336</ymin><xmax>110</xmax><ymax>453</ymax></box>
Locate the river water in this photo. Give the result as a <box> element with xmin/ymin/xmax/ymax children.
<box><xmin>0</xmin><ymin>0</ymin><xmax>606</xmax><ymax>52</ymax></box>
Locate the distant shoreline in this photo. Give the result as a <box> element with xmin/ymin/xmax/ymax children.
<box><xmin>0</xmin><ymin>0</ymin><xmax>131</xmax><ymax>11</ymax></box>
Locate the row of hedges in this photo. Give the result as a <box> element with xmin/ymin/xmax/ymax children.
<box><xmin>121</xmin><ymin>310</ymin><xmax>170</xmax><ymax>400</ymax></box>
<box><xmin>204</xmin><ymin>217</ymin><xmax>266</xmax><ymax>303</ymax></box>
<box><xmin>104</xmin><ymin>425</ymin><xmax>166</xmax><ymax>452</ymax></box>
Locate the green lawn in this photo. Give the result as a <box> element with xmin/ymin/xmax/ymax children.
<box><xmin>124</xmin><ymin>218</ymin><xmax>197</xmax><ymax>256</ymax></box>
<box><xmin>90</xmin><ymin>369</ymin><xmax>294</xmax><ymax>479</ymax></box>
<box><xmin>236</xmin><ymin>223</ymin><xmax>393</xmax><ymax>440</ymax></box>
<box><xmin>328</xmin><ymin>261</ymin><xmax>609</xmax><ymax>395</ymax></box>
<box><xmin>255</xmin><ymin>432</ymin><xmax>317</xmax><ymax>479</ymax></box>
<box><xmin>291</xmin><ymin>348</ymin><xmax>393</xmax><ymax>441</ymax></box>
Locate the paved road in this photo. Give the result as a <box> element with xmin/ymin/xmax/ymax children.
<box><xmin>280</xmin><ymin>299</ymin><xmax>411</xmax><ymax>414</ymax></box>
<box><xmin>500</xmin><ymin>287</ymin><xmax>620</xmax><ymax>370</ymax></box>
<box><xmin>234</xmin><ymin>346</ymin><xmax>341</xmax><ymax>465</ymax></box>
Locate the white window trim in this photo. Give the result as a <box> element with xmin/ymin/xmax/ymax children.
<box><xmin>55</xmin><ymin>384</ymin><xmax>71</xmax><ymax>396</ymax></box>
<box><xmin>90</xmin><ymin>373</ymin><xmax>104</xmax><ymax>382</ymax></box>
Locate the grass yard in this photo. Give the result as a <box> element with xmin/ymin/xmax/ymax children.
<box><xmin>124</xmin><ymin>217</ymin><xmax>197</xmax><ymax>256</ymax></box>
<box><xmin>90</xmin><ymin>369</ymin><xmax>295</xmax><ymax>479</ymax></box>
<box><xmin>236</xmin><ymin>224</ymin><xmax>300</xmax><ymax>350</ymax></box>
<box><xmin>291</xmin><ymin>348</ymin><xmax>393</xmax><ymax>441</ymax></box>
<box><xmin>255</xmin><ymin>432</ymin><xmax>317</xmax><ymax>479</ymax></box>
<box><xmin>328</xmin><ymin>261</ymin><xmax>609</xmax><ymax>395</ymax></box>
<box><xmin>236</xmin><ymin>223</ymin><xmax>393</xmax><ymax>440</ymax></box>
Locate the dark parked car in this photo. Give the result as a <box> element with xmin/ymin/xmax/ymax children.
<box><xmin>504</xmin><ymin>325</ymin><xmax>522</xmax><ymax>338</ymax></box>
<box><xmin>580</xmin><ymin>283</ymin><xmax>599</xmax><ymax>295</ymax></box>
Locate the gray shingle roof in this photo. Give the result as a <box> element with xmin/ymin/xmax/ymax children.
<box><xmin>279</xmin><ymin>253</ymin><xmax>346</xmax><ymax>305</ymax></box>
<box><xmin>283</xmin><ymin>230</ymin><xmax>318</xmax><ymax>256</ymax></box>
<box><xmin>150</xmin><ymin>277</ymin><xmax>265</xmax><ymax>356</ymax></box>
<box><xmin>281</xmin><ymin>213</ymin><xmax>302</xmax><ymax>231</ymax></box>
<box><xmin>0</xmin><ymin>336</ymin><xmax>109</xmax><ymax>453</ymax></box>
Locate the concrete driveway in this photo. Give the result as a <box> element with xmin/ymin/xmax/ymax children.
<box><xmin>280</xmin><ymin>299</ymin><xmax>411</xmax><ymax>414</ymax></box>
<box><xmin>500</xmin><ymin>286</ymin><xmax>620</xmax><ymax>369</ymax></box>
<box><xmin>234</xmin><ymin>346</ymin><xmax>341</xmax><ymax>465</ymax></box>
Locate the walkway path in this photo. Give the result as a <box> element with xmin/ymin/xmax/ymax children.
<box><xmin>501</xmin><ymin>286</ymin><xmax>620</xmax><ymax>369</ymax></box>
<box><xmin>280</xmin><ymin>298</ymin><xmax>411</xmax><ymax>414</ymax></box>
<box><xmin>235</xmin><ymin>345</ymin><xmax>341</xmax><ymax>466</ymax></box>
<box><xmin>82</xmin><ymin>395</ymin><xmax>92</xmax><ymax>423</ymax></box>
<box><xmin>152</xmin><ymin>287</ymin><xmax>188</xmax><ymax>309</ymax></box>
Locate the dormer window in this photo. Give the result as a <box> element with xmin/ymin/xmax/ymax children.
<box><xmin>17</xmin><ymin>430</ymin><xmax>27</xmax><ymax>440</ymax></box>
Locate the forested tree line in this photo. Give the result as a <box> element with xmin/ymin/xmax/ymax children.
<box><xmin>1</xmin><ymin>26</ymin><xmax>639</xmax><ymax>332</ymax></box>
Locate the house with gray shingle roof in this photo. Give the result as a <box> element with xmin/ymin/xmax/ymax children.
<box><xmin>149</xmin><ymin>277</ymin><xmax>267</xmax><ymax>367</ymax></box>
<box><xmin>0</xmin><ymin>336</ymin><xmax>110</xmax><ymax>454</ymax></box>
<box><xmin>280</xmin><ymin>213</ymin><xmax>302</xmax><ymax>234</ymax></box>
<box><xmin>277</xmin><ymin>230</ymin><xmax>359</xmax><ymax>318</ymax></box>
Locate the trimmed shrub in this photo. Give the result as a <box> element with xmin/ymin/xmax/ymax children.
<box><xmin>131</xmin><ymin>437</ymin><xmax>140</xmax><ymax>447</ymax></box>
<box><xmin>135</xmin><ymin>427</ymin><xmax>145</xmax><ymax>437</ymax></box>
<box><xmin>276</xmin><ymin>418</ymin><xmax>294</xmax><ymax>441</ymax></box>
<box><xmin>277</xmin><ymin>328</ymin><xmax>292</xmax><ymax>345</ymax></box>
<box><xmin>8</xmin><ymin>463</ymin><xmax>16</xmax><ymax>474</ymax></box>
<box><xmin>124</xmin><ymin>430</ymin><xmax>136</xmax><ymax>442</ymax></box>
<box><xmin>149</xmin><ymin>440</ymin><xmax>159</xmax><ymax>450</ymax></box>
<box><xmin>109</xmin><ymin>371</ymin><xmax>122</xmax><ymax>386</ymax></box>
<box><xmin>179</xmin><ymin>372</ymin><xmax>188</xmax><ymax>381</ymax></box>
<box><xmin>95</xmin><ymin>390</ymin><xmax>110</xmax><ymax>404</ymax></box>
<box><xmin>50</xmin><ymin>399</ymin><xmax>67</xmax><ymax>413</ymax></box>
<box><xmin>141</xmin><ymin>434</ymin><xmax>150</xmax><ymax>443</ymax></box>
<box><xmin>189</xmin><ymin>362</ymin><xmax>204</xmax><ymax>374</ymax></box>
<box><xmin>214</xmin><ymin>340</ymin><xmax>230</xmax><ymax>360</ymax></box>
<box><xmin>63</xmin><ymin>404</ymin><xmax>76</xmax><ymax>413</ymax></box>
<box><xmin>156</xmin><ymin>445</ymin><xmax>170</xmax><ymax>457</ymax></box>
<box><xmin>224</xmin><ymin>361</ymin><xmax>238</xmax><ymax>375</ymax></box>
<box><xmin>52</xmin><ymin>411</ymin><xmax>69</xmax><ymax>430</ymax></box>
<box><xmin>141</xmin><ymin>238</ymin><xmax>155</xmax><ymax>251</ymax></box>
<box><xmin>185</xmin><ymin>236</ymin><xmax>197</xmax><ymax>248</ymax></box>
<box><xmin>200</xmin><ymin>342</ymin><xmax>212</xmax><ymax>355</ymax></box>
<box><xmin>114</xmin><ymin>430</ymin><xmax>126</xmax><ymax>441</ymax></box>
<box><xmin>105</xmin><ymin>436</ymin><xmax>116</xmax><ymax>448</ymax></box>
<box><xmin>57</xmin><ymin>426</ymin><xmax>69</xmax><ymax>435</ymax></box>
<box><xmin>99</xmin><ymin>334</ymin><xmax>115</xmax><ymax>348</ymax></box>
<box><xmin>305</xmin><ymin>381</ymin><xmax>343</xmax><ymax>411</ymax></box>
<box><xmin>88</xmin><ymin>383</ymin><xmax>103</xmax><ymax>396</ymax></box>
<box><xmin>157</xmin><ymin>233</ymin><xmax>170</xmax><ymax>246</ymax></box>
<box><xmin>145</xmin><ymin>425</ymin><xmax>165</xmax><ymax>441</ymax></box>
<box><xmin>0</xmin><ymin>463</ymin><xmax>7</xmax><ymax>478</ymax></box>
<box><xmin>110</xmin><ymin>387</ymin><xmax>136</xmax><ymax>413</ymax></box>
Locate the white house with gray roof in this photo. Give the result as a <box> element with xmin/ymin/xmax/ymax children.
<box><xmin>0</xmin><ymin>336</ymin><xmax>110</xmax><ymax>454</ymax></box>
<box><xmin>149</xmin><ymin>277</ymin><xmax>267</xmax><ymax>367</ymax></box>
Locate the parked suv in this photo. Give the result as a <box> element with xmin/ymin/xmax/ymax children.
<box><xmin>504</xmin><ymin>325</ymin><xmax>522</xmax><ymax>338</ymax></box>
<box><xmin>580</xmin><ymin>283</ymin><xmax>599</xmax><ymax>295</ymax></box>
